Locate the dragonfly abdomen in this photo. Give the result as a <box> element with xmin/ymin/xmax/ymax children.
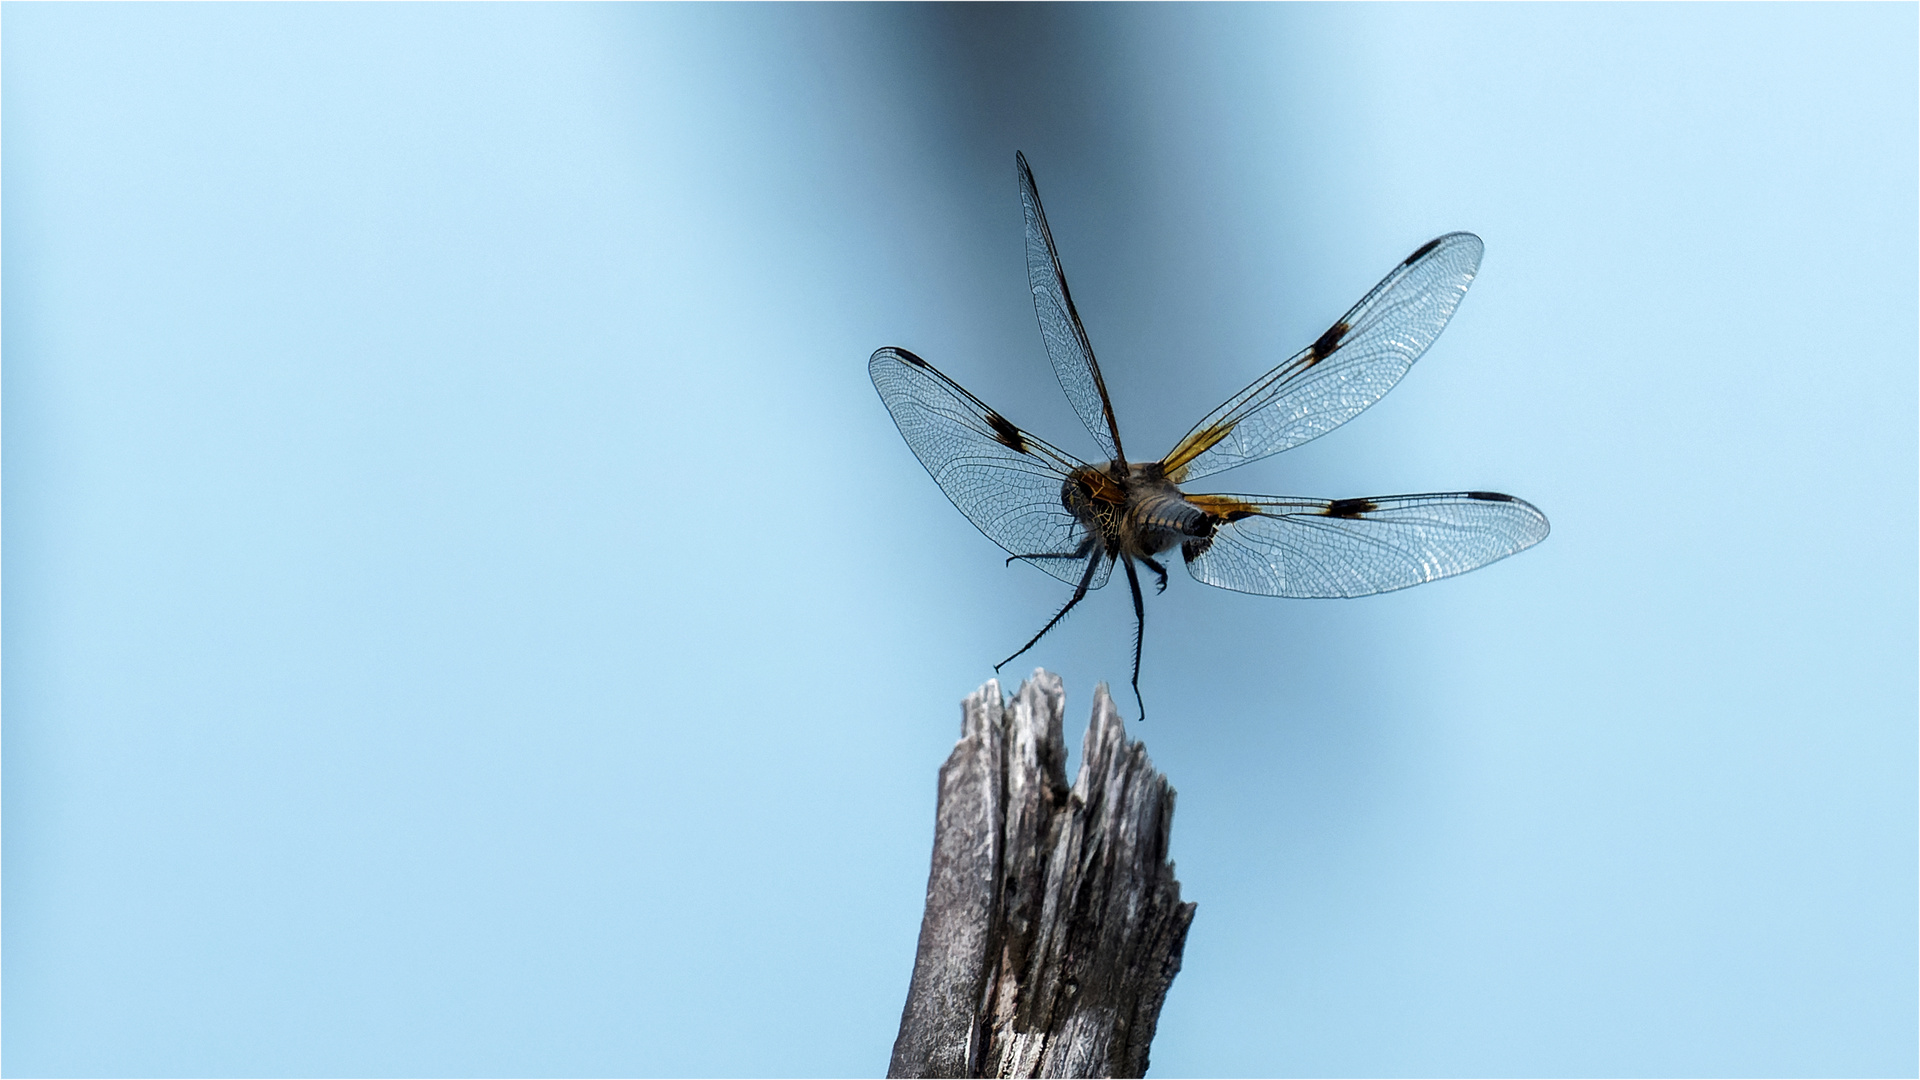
<box><xmin>1124</xmin><ymin>484</ymin><xmax>1213</xmax><ymax>558</ymax></box>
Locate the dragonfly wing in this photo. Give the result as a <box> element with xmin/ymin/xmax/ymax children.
<box><xmin>1182</xmin><ymin>490</ymin><xmax>1548</xmax><ymax>597</ymax></box>
<box><xmin>1018</xmin><ymin>151</ymin><xmax>1125</xmax><ymax>463</ymax></box>
<box><xmin>1164</xmin><ymin>233</ymin><xmax>1485</xmax><ymax>483</ymax></box>
<box><xmin>871</xmin><ymin>346</ymin><xmax>1114</xmax><ymax>589</ymax></box>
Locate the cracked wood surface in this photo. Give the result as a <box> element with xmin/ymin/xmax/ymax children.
<box><xmin>889</xmin><ymin>672</ymin><xmax>1195</xmax><ymax>1079</ymax></box>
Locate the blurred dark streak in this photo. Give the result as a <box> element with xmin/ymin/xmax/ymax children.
<box><xmin>871</xmin><ymin>6</ymin><xmax>1146</xmax><ymax>393</ymax></box>
<box><xmin>887</xmin><ymin>6</ymin><xmax>1111</xmax><ymax>162</ymax></box>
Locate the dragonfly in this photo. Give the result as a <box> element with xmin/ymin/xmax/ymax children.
<box><xmin>870</xmin><ymin>152</ymin><xmax>1549</xmax><ymax>718</ymax></box>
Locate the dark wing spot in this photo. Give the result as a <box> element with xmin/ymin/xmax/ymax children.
<box><xmin>985</xmin><ymin>411</ymin><xmax>1028</xmax><ymax>453</ymax></box>
<box><xmin>1466</xmin><ymin>491</ymin><xmax>1514</xmax><ymax>502</ymax></box>
<box><xmin>894</xmin><ymin>348</ymin><xmax>929</xmax><ymax>367</ymax></box>
<box><xmin>1308</xmin><ymin>320</ymin><xmax>1350</xmax><ymax>363</ymax></box>
<box><xmin>1404</xmin><ymin>237</ymin><xmax>1443</xmax><ymax>265</ymax></box>
<box><xmin>1323</xmin><ymin>498</ymin><xmax>1377</xmax><ymax>519</ymax></box>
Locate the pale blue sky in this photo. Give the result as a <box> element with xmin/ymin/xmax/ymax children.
<box><xmin>5</xmin><ymin>4</ymin><xmax>1915</xmax><ymax>1077</ymax></box>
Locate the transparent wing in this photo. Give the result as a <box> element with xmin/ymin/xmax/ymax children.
<box><xmin>1018</xmin><ymin>151</ymin><xmax>1126</xmax><ymax>463</ymax></box>
<box><xmin>1163</xmin><ymin>232</ymin><xmax>1485</xmax><ymax>483</ymax></box>
<box><xmin>871</xmin><ymin>346</ymin><xmax>1114</xmax><ymax>589</ymax></box>
<box><xmin>1181</xmin><ymin>490</ymin><xmax>1548</xmax><ymax>598</ymax></box>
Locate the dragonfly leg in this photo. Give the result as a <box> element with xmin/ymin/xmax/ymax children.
<box><xmin>1006</xmin><ymin>551</ymin><xmax>1082</xmax><ymax>567</ymax></box>
<box><xmin>1122</xmin><ymin>558</ymin><xmax>1147</xmax><ymax>720</ymax></box>
<box><xmin>1005</xmin><ymin>537</ymin><xmax>1095</xmax><ymax>568</ymax></box>
<box><xmin>997</xmin><ymin>553</ymin><xmax>1103</xmax><ymax>672</ymax></box>
<box><xmin>1140</xmin><ymin>555</ymin><xmax>1168</xmax><ymax>594</ymax></box>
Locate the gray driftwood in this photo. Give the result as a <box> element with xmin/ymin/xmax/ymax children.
<box><xmin>889</xmin><ymin>671</ymin><xmax>1195</xmax><ymax>1079</ymax></box>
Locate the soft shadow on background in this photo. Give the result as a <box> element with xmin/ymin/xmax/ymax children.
<box><xmin>5</xmin><ymin>4</ymin><xmax>1915</xmax><ymax>1076</ymax></box>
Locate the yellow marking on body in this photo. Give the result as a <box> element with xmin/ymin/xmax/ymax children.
<box><xmin>1160</xmin><ymin>421</ymin><xmax>1237</xmax><ymax>479</ymax></box>
<box><xmin>1070</xmin><ymin>465</ymin><xmax>1126</xmax><ymax>506</ymax></box>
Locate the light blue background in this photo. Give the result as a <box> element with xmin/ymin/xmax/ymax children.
<box><xmin>5</xmin><ymin>4</ymin><xmax>1914</xmax><ymax>1077</ymax></box>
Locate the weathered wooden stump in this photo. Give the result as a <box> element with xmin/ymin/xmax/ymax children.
<box><xmin>889</xmin><ymin>671</ymin><xmax>1195</xmax><ymax>1079</ymax></box>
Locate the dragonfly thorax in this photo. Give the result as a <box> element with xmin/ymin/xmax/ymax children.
<box><xmin>1063</xmin><ymin>461</ymin><xmax>1213</xmax><ymax>560</ymax></box>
